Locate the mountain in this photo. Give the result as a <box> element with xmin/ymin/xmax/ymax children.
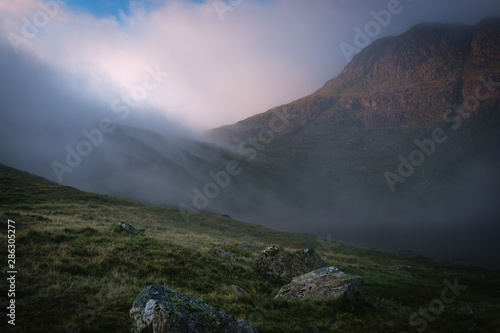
<box><xmin>1</xmin><ymin>162</ymin><xmax>500</xmax><ymax>332</ymax></box>
<box><xmin>214</xmin><ymin>17</ymin><xmax>500</xmax><ymax>135</ymax></box>
<box><xmin>208</xmin><ymin>17</ymin><xmax>500</xmax><ymax>267</ymax></box>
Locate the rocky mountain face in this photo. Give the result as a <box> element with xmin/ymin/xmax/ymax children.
<box><xmin>210</xmin><ymin>18</ymin><xmax>500</xmax><ymax>196</ymax></box>
<box><xmin>214</xmin><ymin>17</ymin><xmax>500</xmax><ymax>137</ymax></box>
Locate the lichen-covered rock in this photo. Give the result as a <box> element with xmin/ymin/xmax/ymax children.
<box><xmin>275</xmin><ymin>267</ymin><xmax>365</xmax><ymax>303</ymax></box>
<box><xmin>130</xmin><ymin>285</ymin><xmax>258</xmax><ymax>333</ymax></box>
<box><xmin>253</xmin><ymin>245</ymin><xmax>326</xmax><ymax>283</ymax></box>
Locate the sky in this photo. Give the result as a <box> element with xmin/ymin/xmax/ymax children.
<box><xmin>1</xmin><ymin>0</ymin><xmax>500</xmax><ymax>130</ymax></box>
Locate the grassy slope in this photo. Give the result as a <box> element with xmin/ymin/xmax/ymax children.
<box><xmin>0</xmin><ymin>164</ymin><xmax>499</xmax><ymax>333</ymax></box>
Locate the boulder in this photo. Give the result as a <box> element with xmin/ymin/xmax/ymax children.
<box><xmin>253</xmin><ymin>245</ymin><xmax>326</xmax><ymax>283</ymax></box>
<box><xmin>130</xmin><ymin>285</ymin><xmax>258</xmax><ymax>333</ymax></box>
<box><xmin>275</xmin><ymin>267</ymin><xmax>365</xmax><ymax>303</ymax></box>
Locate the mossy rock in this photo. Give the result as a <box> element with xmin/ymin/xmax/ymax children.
<box><xmin>130</xmin><ymin>285</ymin><xmax>258</xmax><ymax>333</ymax></box>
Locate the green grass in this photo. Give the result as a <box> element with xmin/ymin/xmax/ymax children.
<box><xmin>1</xmin><ymin>164</ymin><xmax>499</xmax><ymax>332</ymax></box>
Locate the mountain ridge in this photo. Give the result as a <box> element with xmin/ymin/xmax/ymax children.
<box><xmin>211</xmin><ymin>17</ymin><xmax>500</xmax><ymax>140</ymax></box>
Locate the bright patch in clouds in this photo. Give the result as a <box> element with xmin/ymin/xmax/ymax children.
<box><xmin>1</xmin><ymin>0</ymin><xmax>500</xmax><ymax>129</ymax></box>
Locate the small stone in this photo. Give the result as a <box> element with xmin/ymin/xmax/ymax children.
<box><xmin>388</xmin><ymin>267</ymin><xmax>412</xmax><ymax>277</ymax></box>
<box><xmin>211</xmin><ymin>248</ymin><xmax>235</xmax><ymax>261</ymax></box>
<box><xmin>118</xmin><ymin>221</ymin><xmax>142</xmax><ymax>235</ymax></box>
<box><xmin>241</xmin><ymin>242</ymin><xmax>257</xmax><ymax>250</ymax></box>
<box><xmin>461</xmin><ymin>305</ymin><xmax>476</xmax><ymax>317</ymax></box>
<box><xmin>182</xmin><ymin>244</ymin><xmax>200</xmax><ymax>250</ymax></box>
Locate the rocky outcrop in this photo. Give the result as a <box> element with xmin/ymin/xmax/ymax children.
<box><xmin>275</xmin><ymin>267</ymin><xmax>365</xmax><ymax>303</ymax></box>
<box><xmin>253</xmin><ymin>245</ymin><xmax>326</xmax><ymax>283</ymax></box>
<box><xmin>130</xmin><ymin>285</ymin><xmax>258</xmax><ymax>333</ymax></box>
<box><xmin>212</xmin><ymin>17</ymin><xmax>500</xmax><ymax>141</ymax></box>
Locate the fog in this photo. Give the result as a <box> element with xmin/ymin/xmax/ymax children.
<box><xmin>1</xmin><ymin>0</ymin><xmax>500</xmax><ymax>269</ymax></box>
